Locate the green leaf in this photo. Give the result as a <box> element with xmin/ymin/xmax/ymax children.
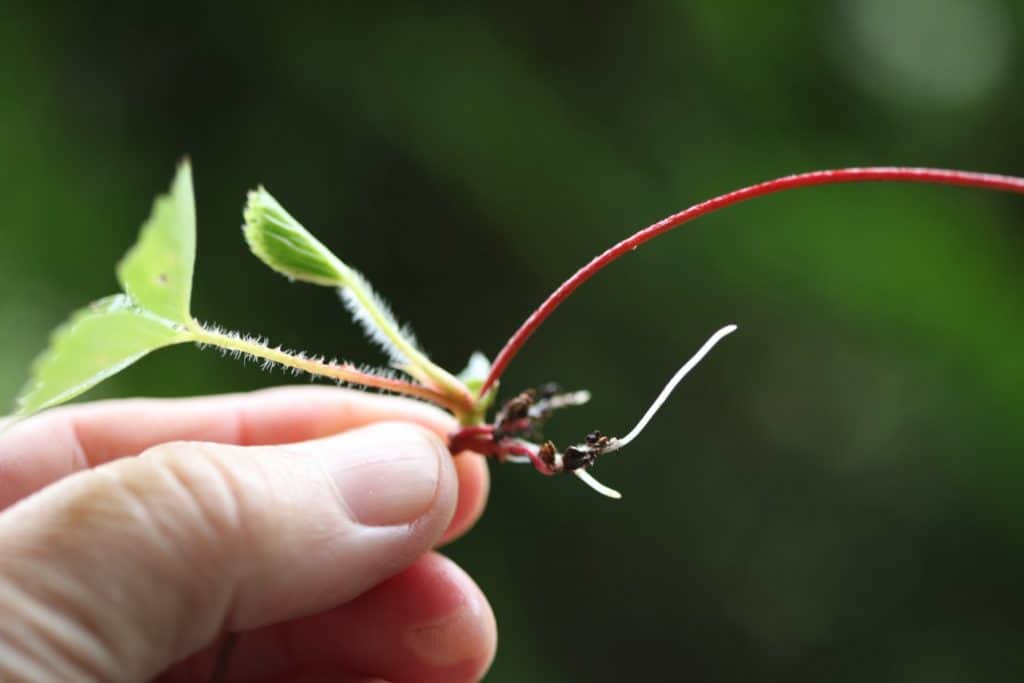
<box><xmin>15</xmin><ymin>295</ymin><xmax>192</xmax><ymax>417</ymax></box>
<box><xmin>116</xmin><ymin>160</ymin><xmax>196</xmax><ymax>323</ymax></box>
<box><xmin>243</xmin><ymin>187</ymin><xmax>347</xmax><ymax>286</ymax></box>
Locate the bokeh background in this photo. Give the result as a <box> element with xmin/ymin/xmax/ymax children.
<box><xmin>4</xmin><ymin>2</ymin><xmax>1024</xmax><ymax>680</ymax></box>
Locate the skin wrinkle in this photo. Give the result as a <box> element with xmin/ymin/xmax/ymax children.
<box><xmin>93</xmin><ymin>464</ymin><xmax>198</xmax><ymax>674</ymax></box>
<box><xmin>64</xmin><ymin>415</ymin><xmax>91</xmax><ymax>481</ymax></box>
<box><xmin>0</xmin><ymin>646</ymin><xmax>50</xmax><ymax>681</ymax></box>
<box><xmin>234</xmin><ymin>401</ymin><xmax>252</xmax><ymax>447</ymax></box>
<box><xmin>32</xmin><ymin>572</ymin><xmax>120</xmax><ymax>681</ymax></box>
<box><xmin>145</xmin><ymin>446</ymin><xmax>246</xmax><ymax>655</ymax></box>
<box><xmin>0</xmin><ymin>571</ymin><xmax>110</xmax><ymax>680</ymax></box>
<box><xmin>85</xmin><ymin>454</ymin><xmax>256</xmax><ymax>674</ymax></box>
<box><xmin>161</xmin><ymin>442</ymin><xmax>324</xmax><ymax>633</ymax></box>
<box><xmin>58</xmin><ymin>470</ymin><xmax>166</xmax><ymax>679</ymax></box>
<box><xmin>149</xmin><ymin>443</ymin><xmax>252</xmax><ymax>569</ymax></box>
<box><xmin>0</xmin><ymin>496</ymin><xmax>136</xmax><ymax>680</ymax></box>
<box><xmin>0</xmin><ymin>390</ymin><xmax>490</xmax><ymax>680</ymax></box>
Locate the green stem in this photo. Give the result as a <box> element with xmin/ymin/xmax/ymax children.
<box><xmin>241</xmin><ymin>187</ymin><xmax>474</xmax><ymax>408</ymax></box>
<box><xmin>188</xmin><ymin>322</ymin><xmax>471</xmax><ymax>414</ymax></box>
<box><xmin>332</xmin><ymin>259</ymin><xmax>473</xmax><ymax>405</ymax></box>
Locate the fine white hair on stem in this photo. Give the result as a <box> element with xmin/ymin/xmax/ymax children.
<box><xmin>605</xmin><ymin>323</ymin><xmax>738</xmax><ymax>454</ymax></box>
<box><xmin>338</xmin><ymin>267</ymin><xmax>421</xmax><ymax>367</ymax></box>
<box><xmin>574</xmin><ymin>469</ymin><xmax>622</xmax><ymax>499</ymax></box>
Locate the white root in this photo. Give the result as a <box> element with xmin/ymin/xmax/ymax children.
<box><xmin>605</xmin><ymin>323</ymin><xmax>738</xmax><ymax>454</ymax></box>
<box><xmin>574</xmin><ymin>469</ymin><xmax>622</xmax><ymax>499</ymax></box>
<box><xmin>494</xmin><ymin>324</ymin><xmax>737</xmax><ymax>500</ymax></box>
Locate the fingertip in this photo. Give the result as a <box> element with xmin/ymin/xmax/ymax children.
<box><xmin>287</xmin><ymin>552</ymin><xmax>497</xmax><ymax>683</ymax></box>
<box><xmin>440</xmin><ymin>452</ymin><xmax>490</xmax><ymax>546</ymax></box>
<box><xmin>398</xmin><ymin>554</ymin><xmax>497</xmax><ymax>682</ymax></box>
<box><xmin>320</xmin><ymin>421</ymin><xmax>458</xmax><ymax>532</ymax></box>
<box><xmin>371</xmin><ymin>422</ymin><xmax>461</xmax><ymax>543</ymax></box>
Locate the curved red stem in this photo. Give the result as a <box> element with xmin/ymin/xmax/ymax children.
<box><xmin>480</xmin><ymin>167</ymin><xmax>1024</xmax><ymax>395</ymax></box>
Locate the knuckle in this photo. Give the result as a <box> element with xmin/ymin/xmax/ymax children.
<box><xmin>0</xmin><ymin>440</ymin><xmax>285</xmax><ymax>677</ymax></box>
<box><xmin>135</xmin><ymin>441</ymin><xmax>255</xmax><ymax>568</ymax></box>
<box><xmin>0</xmin><ymin>443</ymin><xmax>261</xmax><ymax>679</ymax></box>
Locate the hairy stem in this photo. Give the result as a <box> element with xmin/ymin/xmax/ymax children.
<box><xmin>243</xmin><ymin>187</ymin><xmax>474</xmax><ymax>407</ymax></box>
<box><xmin>189</xmin><ymin>323</ymin><xmax>470</xmax><ymax>414</ymax></box>
<box><xmin>481</xmin><ymin>167</ymin><xmax>1024</xmax><ymax>395</ymax></box>
<box><xmin>334</xmin><ymin>261</ymin><xmax>473</xmax><ymax>405</ymax></box>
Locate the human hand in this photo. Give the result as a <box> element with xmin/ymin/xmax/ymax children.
<box><xmin>0</xmin><ymin>387</ymin><xmax>495</xmax><ymax>682</ymax></box>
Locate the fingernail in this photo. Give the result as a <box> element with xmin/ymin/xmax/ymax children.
<box><xmin>325</xmin><ymin>424</ymin><xmax>443</xmax><ymax>526</ymax></box>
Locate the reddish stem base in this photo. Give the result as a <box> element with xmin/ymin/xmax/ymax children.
<box><xmin>449</xmin><ymin>425</ymin><xmax>556</xmax><ymax>475</ymax></box>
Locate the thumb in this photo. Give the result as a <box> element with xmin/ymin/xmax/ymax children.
<box><xmin>0</xmin><ymin>422</ymin><xmax>457</xmax><ymax>681</ymax></box>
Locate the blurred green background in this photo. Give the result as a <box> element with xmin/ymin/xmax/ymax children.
<box><xmin>3</xmin><ymin>2</ymin><xmax>1024</xmax><ymax>680</ymax></box>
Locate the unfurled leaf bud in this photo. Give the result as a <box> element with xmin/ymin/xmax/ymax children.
<box><xmin>243</xmin><ymin>187</ymin><xmax>347</xmax><ymax>286</ymax></box>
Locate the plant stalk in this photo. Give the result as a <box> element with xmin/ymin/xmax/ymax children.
<box><xmin>481</xmin><ymin>166</ymin><xmax>1024</xmax><ymax>394</ymax></box>
<box><xmin>188</xmin><ymin>323</ymin><xmax>472</xmax><ymax>415</ymax></box>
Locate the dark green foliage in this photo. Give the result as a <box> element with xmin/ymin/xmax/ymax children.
<box><xmin>3</xmin><ymin>4</ymin><xmax>1023</xmax><ymax>681</ymax></box>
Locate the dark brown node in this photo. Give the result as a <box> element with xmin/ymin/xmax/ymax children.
<box><xmin>538</xmin><ymin>440</ymin><xmax>558</xmax><ymax>468</ymax></box>
<box><xmin>498</xmin><ymin>390</ymin><xmax>535</xmax><ymax>423</ymax></box>
<box><xmin>562</xmin><ymin>445</ymin><xmax>598</xmax><ymax>471</ymax></box>
<box><xmin>493</xmin><ymin>389</ymin><xmax>537</xmax><ymax>440</ymax></box>
<box><xmin>590</xmin><ymin>431</ymin><xmax>611</xmax><ymax>450</ymax></box>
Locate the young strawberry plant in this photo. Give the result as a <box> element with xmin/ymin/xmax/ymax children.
<box><xmin>9</xmin><ymin>162</ymin><xmax>1024</xmax><ymax>498</ymax></box>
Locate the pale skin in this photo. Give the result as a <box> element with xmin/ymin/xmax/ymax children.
<box><xmin>0</xmin><ymin>387</ymin><xmax>496</xmax><ymax>682</ymax></box>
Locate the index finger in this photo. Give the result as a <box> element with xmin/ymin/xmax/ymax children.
<box><xmin>0</xmin><ymin>386</ymin><xmax>485</xmax><ymax>513</ymax></box>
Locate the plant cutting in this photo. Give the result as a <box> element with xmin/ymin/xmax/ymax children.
<box><xmin>9</xmin><ymin>162</ymin><xmax>1024</xmax><ymax>499</ymax></box>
